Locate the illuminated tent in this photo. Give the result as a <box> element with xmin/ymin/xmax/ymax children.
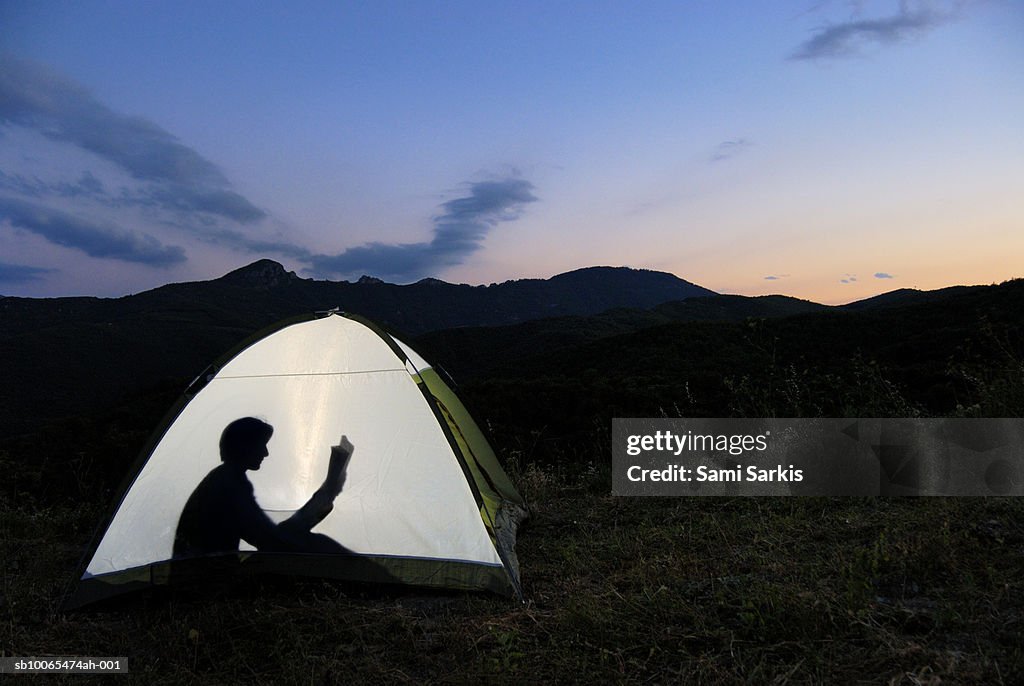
<box><xmin>66</xmin><ymin>312</ymin><xmax>526</xmax><ymax>608</ymax></box>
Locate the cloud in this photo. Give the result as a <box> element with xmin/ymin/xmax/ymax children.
<box><xmin>1</xmin><ymin>168</ymin><xmax>310</xmax><ymax>260</ymax></box>
<box><xmin>791</xmin><ymin>3</ymin><xmax>958</xmax><ymax>60</ymax></box>
<box><xmin>196</xmin><ymin>223</ymin><xmax>312</xmax><ymax>260</ymax></box>
<box><xmin>0</xmin><ymin>261</ymin><xmax>54</xmax><ymax>284</ymax></box>
<box><xmin>0</xmin><ymin>53</ymin><xmax>265</xmax><ymax>223</ymax></box>
<box><xmin>0</xmin><ymin>169</ymin><xmax>108</xmax><ymax>201</ymax></box>
<box><xmin>875</xmin><ymin>272</ymin><xmax>895</xmax><ymax>279</ymax></box>
<box><xmin>712</xmin><ymin>138</ymin><xmax>752</xmax><ymax>162</ymax></box>
<box><xmin>308</xmin><ymin>177</ymin><xmax>537</xmax><ymax>281</ymax></box>
<box><xmin>764</xmin><ymin>273</ymin><xmax>790</xmax><ymax>280</ymax></box>
<box><xmin>1</xmin><ymin>55</ymin><xmax>538</xmax><ymax>281</ymax></box>
<box><xmin>840</xmin><ymin>272</ymin><xmax>858</xmax><ymax>284</ymax></box>
<box><xmin>0</xmin><ymin>196</ymin><xmax>186</xmax><ymax>266</ymax></box>
<box><xmin>0</xmin><ymin>168</ymin><xmax>306</xmax><ymax>258</ymax></box>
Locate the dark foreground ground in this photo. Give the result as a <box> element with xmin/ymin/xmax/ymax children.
<box><xmin>3</xmin><ymin>463</ymin><xmax>1021</xmax><ymax>685</ymax></box>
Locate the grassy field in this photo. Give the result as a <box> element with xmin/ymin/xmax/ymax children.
<box><xmin>3</xmin><ymin>462</ymin><xmax>1021</xmax><ymax>684</ymax></box>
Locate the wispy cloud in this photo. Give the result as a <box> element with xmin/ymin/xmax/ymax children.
<box><xmin>0</xmin><ymin>168</ymin><xmax>311</xmax><ymax>259</ymax></box>
<box><xmin>0</xmin><ymin>196</ymin><xmax>186</xmax><ymax>266</ymax></box>
<box><xmin>309</xmin><ymin>177</ymin><xmax>537</xmax><ymax>282</ymax></box>
<box><xmin>198</xmin><ymin>223</ymin><xmax>312</xmax><ymax>260</ymax></box>
<box><xmin>791</xmin><ymin>2</ymin><xmax>959</xmax><ymax>61</ymax></box>
<box><xmin>712</xmin><ymin>138</ymin><xmax>752</xmax><ymax>162</ymax></box>
<box><xmin>764</xmin><ymin>273</ymin><xmax>791</xmax><ymax>281</ymax></box>
<box><xmin>0</xmin><ymin>261</ymin><xmax>54</xmax><ymax>284</ymax></box>
<box><xmin>1</xmin><ymin>55</ymin><xmax>536</xmax><ymax>283</ymax></box>
<box><xmin>0</xmin><ymin>53</ymin><xmax>265</xmax><ymax>224</ymax></box>
<box><xmin>0</xmin><ymin>170</ymin><xmax>107</xmax><ymax>200</ymax></box>
<box><xmin>874</xmin><ymin>272</ymin><xmax>895</xmax><ymax>279</ymax></box>
<box><xmin>840</xmin><ymin>272</ymin><xmax>858</xmax><ymax>284</ymax></box>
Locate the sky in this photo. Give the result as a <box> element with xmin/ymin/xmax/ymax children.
<box><xmin>0</xmin><ymin>1</ymin><xmax>1021</xmax><ymax>304</ymax></box>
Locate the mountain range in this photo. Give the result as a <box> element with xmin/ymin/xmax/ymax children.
<box><xmin>0</xmin><ymin>259</ymin><xmax>714</xmax><ymax>336</ymax></box>
<box><xmin>0</xmin><ymin>260</ymin><xmax>710</xmax><ymax>437</ymax></box>
<box><xmin>0</xmin><ymin>260</ymin><xmax>1016</xmax><ymax>439</ymax></box>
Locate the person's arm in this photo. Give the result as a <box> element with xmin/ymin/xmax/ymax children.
<box><xmin>281</xmin><ymin>438</ymin><xmax>354</xmax><ymax>533</ymax></box>
<box><xmin>280</xmin><ymin>490</ymin><xmax>333</xmax><ymax>534</ymax></box>
<box><xmin>216</xmin><ymin>470</ymin><xmax>316</xmax><ymax>552</ymax></box>
<box><xmin>234</xmin><ymin>485</ymin><xmax>304</xmax><ymax>552</ymax></box>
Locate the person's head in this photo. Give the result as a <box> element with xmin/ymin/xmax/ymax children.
<box><xmin>220</xmin><ymin>417</ymin><xmax>274</xmax><ymax>470</ymax></box>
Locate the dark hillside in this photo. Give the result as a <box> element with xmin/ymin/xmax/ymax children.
<box><xmin>429</xmin><ymin>279</ymin><xmax>1024</xmax><ymax>465</ymax></box>
<box><xmin>653</xmin><ymin>293</ymin><xmax>827</xmax><ymax>320</ymax></box>
<box><xmin>0</xmin><ymin>261</ymin><xmax>712</xmax><ymax>437</ymax></box>
<box><xmin>840</xmin><ymin>285</ymin><xmax>982</xmax><ymax>311</ymax></box>
<box><xmin>418</xmin><ymin>294</ymin><xmax>827</xmax><ymax>379</ymax></box>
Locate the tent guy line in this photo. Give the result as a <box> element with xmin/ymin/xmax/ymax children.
<box><xmin>216</xmin><ymin>368</ymin><xmax>408</xmax><ymax>379</ymax></box>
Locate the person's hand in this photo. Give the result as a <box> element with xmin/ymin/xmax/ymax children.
<box><xmin>332</xmin><ymin>435</ymin><xmax>355</xmax><ymax>456</ymax></box>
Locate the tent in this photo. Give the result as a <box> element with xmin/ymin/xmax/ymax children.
<box><xmin>66</xmin><ymin>312</ymin><xmax>526</xmax><ymax>608</ymax></box>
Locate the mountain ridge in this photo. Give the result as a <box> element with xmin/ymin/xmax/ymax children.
<box><xmin>3</xmin><ymin>260</ymin><xmax>1018</xmax><ymax>439</ymax></box>
<box><xmin>0</xmin><ymin>260</ymin><xmax>713</xmax><ymax>437</ymax></box>
<box><xmin>0</xmin><ymin>260</ymin><xmax>715</xmax><ymax>335</ymax></box>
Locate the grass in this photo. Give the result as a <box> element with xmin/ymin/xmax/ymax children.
<box><xmin>2</xmin><ymin>465</ymin><xmax>1022</xmax><ymax>684</ymax></box>
<box><xmin>3</xmin><ymin>328</ymin><xmax>1021</xmax><ymax>683</ymax></box>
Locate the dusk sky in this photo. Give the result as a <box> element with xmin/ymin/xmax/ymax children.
<box><xmin>1</xmin><ymin>1</ymin><xmax>1021</xmax><ymax>303</ymax></box>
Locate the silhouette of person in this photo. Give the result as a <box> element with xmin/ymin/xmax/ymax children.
<box><xmin>173</xmin><ymin>417</ymin><xmax>352</xmax><ymax>557</ymax></box>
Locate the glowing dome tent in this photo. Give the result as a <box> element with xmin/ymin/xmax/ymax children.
<box><xmin>66</xmin><ymin>313</ymin><xmax>526</xmax><ymax>608</ymax></box>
